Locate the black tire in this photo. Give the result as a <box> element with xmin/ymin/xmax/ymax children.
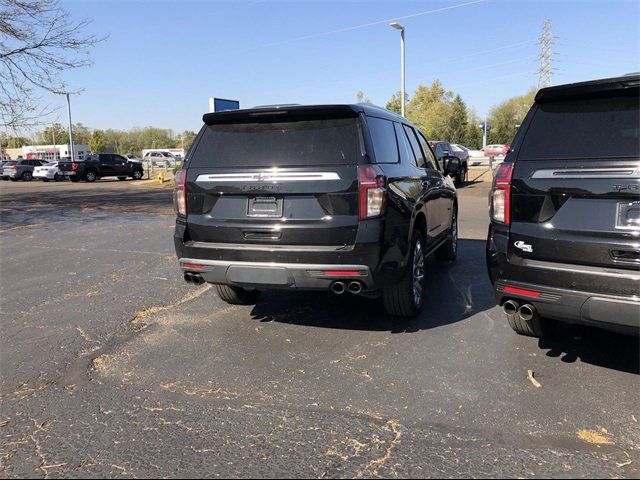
<box><xmin>42</xmin><ymin>178</ymin><xmax>49</xmax><ymax>182</ymax></box>
<box><xmin>85</xmin><ymin>170</ymin><xmax>97</xmax><ymax>182</ymax></box>
<box><xmin>70</xmin><ymin>176</ymin><xmax>81</xmax><ymax>182</ymax></box>
<box><xmin>22</xmin><ymin>171</ymin><xmax>33</xmax><ymax>181</ymax></box>
<box><xmin>506</xmin><ymin>312</ymin><xmax>550</xmax><ymax>338</ymax></box>
<box><xmin>382</xmin><ymin>230</ymin><xmax>425</xmax><ymax>318</ymax></box>
<box><xmin>54</xmin><ymin>173</ymin><xmax>63</xmax><ymax>182</ymax></box>
<box><xmin>456</xmin><ymin>165</ymin><xmax>468</xmax><ymax>186</ymax></box>
<box><xmin>118</xmin><ymin>176</ymin><xmax>127</xmax><ymax>181</ymax></box>
<box><xmin>10</xmin><ymin>178</ymin><xmax>18</xmax><ymax>182</ymax></box>
<box><xmin>215</xmin><ymin>284</ymin><xmax>260</xmax><ymax>305</ymax></box>
<box><xmin>435</xmin><ymin>206</ymin><xmax>458</xmax><ymax>262</ymax></box>
<box><xmin>132</xmin><ymin>169</ymin><xmax>143</xmax><ymax>180</ymax></box>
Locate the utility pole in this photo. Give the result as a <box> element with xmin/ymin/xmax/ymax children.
<box><xmin>537</xmin><ymin>19</ymin><xmax>553</xmax><ymax>90</ymax></box>
<box><xmin>483</xmin><ymin>115</ymin><xmax>488</xmax><ymax>149</ymax></box>
<box><xmin>389</xmin><ymin>22</ymin><xmax>406</xmax><ymax>117</ymax></box>
<box><xmin>65</xmin><ymin>93</ymin><xmax>75</xmax><ymax>161</ymax></box>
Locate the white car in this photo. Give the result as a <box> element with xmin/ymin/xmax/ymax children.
<box><xmin>33</xmin><ymin>161</ymin><xmax>64</xmax><ymax>182</ymax></box>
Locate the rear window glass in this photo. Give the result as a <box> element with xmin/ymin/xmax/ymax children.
<box><xmin>519</xmin><ymin>94</ymin><xmax>639</xmax><ymax>159</ymax></box>
<box><xmin>190</xmin><ymin>117</ymin><xmax>361</xmax><ymax>167</ymax></box>
<box><xmin>366</xmin><ymin>117</ymin><xmax>398</xmax><ymax>163</ymax></box>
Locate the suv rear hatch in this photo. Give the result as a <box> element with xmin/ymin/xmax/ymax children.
<box><xmin>184</xmin><ymin>106</ymin><xmax>363</xmax><ymax>247</ymax></box>
<box><xmin>509</xmin><ymin>78</ymin><xmax>639</xmax><ymax>295</ymax></box>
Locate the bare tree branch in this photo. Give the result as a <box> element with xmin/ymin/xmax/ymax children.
<box><xmin>0</xmin><ymin>0</ymin><xmax>105</xmax><ymax>130</ymax></box>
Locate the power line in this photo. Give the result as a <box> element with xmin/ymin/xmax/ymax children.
<box><xmin>537</xmin><ymin>19</ymin><xmax>553</xmax><ymax>89</ymax></box>
<box><xmin>228</xmin><ymin>0</ymin><xmax>486</xmax><ymax>55</ymax></box>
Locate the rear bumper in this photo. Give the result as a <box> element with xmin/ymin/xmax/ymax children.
<box><xmin>494</xmin><ymin>279</ymin><xmax>640</xmax><ymax>334</ymax></box>
<box><xmin>179</xmin><ymin>257</ymin><xmax>374</xmax><ymax>290</ymax></box>
<box><xmin>34</xmin><ymin>171</ymin><xmax>55</xmax><ymax>179</ymax></box>
<box><xmin>487</xmin><ymin>224</ymin><xmax>639</xmax><ymax>334</ymax></box>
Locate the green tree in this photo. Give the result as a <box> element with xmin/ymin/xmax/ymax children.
<box><xmin>488</xmin><ymin>88</ymin><xmax>536</xmax><ymax>144</ymax></box>
<box><xmin>445</xmin><ymin>95</ymin><xmax>468</xmax><ymax>144</ymax></box>
<box><xmin>405</xmin><ymin>80</ymin><xmax>453</xmax><ymax>140</ymax></box>
<box><xmin>6</xmin><ymin>136</ymin><xmax>31</xmax><ymax>148</ymax></box>
<box><xmin>463</xmin><ymin>111</ymin><xmax>483</xmax><ymax>148</ymax></box>
<box><xmin>355</xmin><ymin>91</ymin><xmax>373</xmax><ymax>104</ymax></box>
<box><xmin>178</xmin><ymin>130</ymin><xmax>197</xmax><ymax>152</ymax></box>
<box><xmin>37</xmin><ymin>123</ymin><xmax>69</xmax><ymax>145</ymax></box>
<box><xmin>385</xmin><ymin>91</ymin><xmax>408</xmax><ymax>114</ymax></box>
<box><xmin>89</xmin><ymin>130</ymin><xmax>106</xmax><ymax>153</ymax></box>
<box><xmin>138</xmin><ymin>127</ymin><xmax>174</xmax><ymax>150</ymax></box>
<box><xmin>73</xmin><ymin>123</ymin><xmax>92</xmax><ymax>145</ymax></box>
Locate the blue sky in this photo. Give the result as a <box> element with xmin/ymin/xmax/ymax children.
<box><xmin>49</xmin><ymin>0</ymin><xmax>640</xmax><ymax>133</ymax></box>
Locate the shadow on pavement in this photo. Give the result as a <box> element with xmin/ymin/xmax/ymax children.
<box><xmin>1</xmin><ymin>184</ymin><xmax>173</xmax><ymax>216</ymax></box>
<box><xmin>249</xmin><ymin>239</ymin><xmax>495</xmax><ymax>333</ymax></box>
<box><xmin>538</xmin><ymin>325</ymin><xmax>639</xmax><ymax>375</ymax></box>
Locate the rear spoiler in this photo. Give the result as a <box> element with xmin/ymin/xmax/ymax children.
<box><xmin>536</xmin><ymin>74</ymin><xmax>640</xmax><ymax>103</ymax></box>
<box><xmin>202</xmin><ymin>104</ymin><xmax>360</xmax><ymax>125</ymax></box>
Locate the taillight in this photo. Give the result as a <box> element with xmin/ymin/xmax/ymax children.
<box><xmin>491</xmin><ymin>163</ymin><xmax>513</xmax><ymax>225</ymax></box>
<box><xmin>71</xmin><ymin>162</ymin><xmax>78</xmax><ymax>170</ymax></box>
<box><xmin>358</xmin><ymin>166</ymin><xmax>386</xmax><ymax>220</ymax></box>
<box><xmin>173</xmin><ymin>169</ymin><xmax>187</xmax><ymax>217</ymax></box>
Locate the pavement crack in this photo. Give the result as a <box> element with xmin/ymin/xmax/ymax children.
<box><xmin>354</xmin><ymin>419</ymin><xmax>403</xmax><ymax>478</ymax></box>
<box><xmin>131</xmin><ymin>284</ymin><xmax>212</xmax><ymax>330</ymax></box>
<box><xmin>27</xmin><ymin>419</ymin><xmax>64</xmax><ymax>479</ymax></box>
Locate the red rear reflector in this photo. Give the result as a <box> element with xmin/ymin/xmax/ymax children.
<box><xmin>322</xmin><ymin>270</ymin><xmax>361</xmax><ymax>276</ymax></box>
<box><xmin>504</xmin><ymin>286</ymin><xmax>541</xmax><ymax>297</ymax></box>
<box><xmin>182</xmin><ymin>263</ymin><xmax>204</xmax><ymax>270</ymax></box>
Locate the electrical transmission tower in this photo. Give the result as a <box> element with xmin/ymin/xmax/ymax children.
<box><xmin>537</xmin><ymin>19</ymin><xmax>553</xmax><ymax>89</ymax></box>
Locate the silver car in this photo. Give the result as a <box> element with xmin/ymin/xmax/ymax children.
<box><xmin>451</xmin><ymin>144</ymin><xmax>470</xmax><ymax>164</ymax></box>
<box><xmin>143</xmin><ymin>151</ymin><xmax>179</xmax><ymax>167</ymax></box>
<box><xmin>2</xmin><ymin>159</ymin><xmax>45</xmax><ymax>181</ymax></box>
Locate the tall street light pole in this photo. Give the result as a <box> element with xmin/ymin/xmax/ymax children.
<box><xmin>65</xmin><ymin>93</ymin><xmax>75</xmax><ymax>161</ymax></box>
<box><xmin>389</xmin><ymin>22</ymin><xmax>405</xmax><ymax>117</ymax></box>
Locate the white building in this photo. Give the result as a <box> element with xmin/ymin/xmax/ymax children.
<box><xmin>19</xmin><ymin>144</ymin><xmax>90</xmax><ymax>162</ymax></box>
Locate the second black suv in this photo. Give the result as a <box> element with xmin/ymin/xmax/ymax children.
<box><xmin>487</xmin><ymin>75</ymin><xmax>640</xmax><ymax>337</ymax></box>
<box><xmin>174</xmin><ymin>104</ymin><xmax>463</xmax><ymax>317</ymax></box>
<box><xmin>58</xmin><ymin>154</ymin><xmax>144</xmax><ymax>182</ymax></box>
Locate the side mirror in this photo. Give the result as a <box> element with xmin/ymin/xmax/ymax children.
<box><xmin>443</xmin><ymin>156</ymin><xmax>461</xmax><ymax>176</ymax></box>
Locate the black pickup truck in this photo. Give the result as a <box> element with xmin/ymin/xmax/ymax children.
<box><xmin>59</xmin><ymin>154</ymin><xmax>144</xmax><ymax>182</ymax></box>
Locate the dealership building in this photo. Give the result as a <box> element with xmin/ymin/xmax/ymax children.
<box><xmin>4</xmin><ymin>144</ymin><xmax>90</xmax><ymax>162</ymax></box>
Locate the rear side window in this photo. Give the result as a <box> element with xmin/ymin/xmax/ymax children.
<box><xmin>520</xmin><ymin>94</ymin><xmax>639</xmax><ymax>159</ymax></box>
<box><xmin>403</xmin><ymin>125</ymin><xmax>427</xmax><ymax>168</ymax></box>
<box><xmin>190</xmin><ymin>117</ymin><xmax>361</xmax><ymax>167</ymax></box>
<box><xmin>366</xmin><ymin>116</ymin><xmax>399</xmax><ymax>163</ymax></box>
<box><xmin>417</xmin><ymin>132</ymin><xmax>439</xmax><ymax>170</ymax></box>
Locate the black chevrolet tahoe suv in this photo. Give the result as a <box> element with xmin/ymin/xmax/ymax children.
<box><xmin>174</xmin><ymin>104</ymin><xmax>463</xmax><ymax>317</ymax></box>
<box><xmin>487</xmin><ymin>74</ymin><xmax>640</xmax><ymax>337</ymax></box>
<box><xmin>58</xmin><ymin>154</ymin><xmax>144</xmax><ymax>182</ymax></box>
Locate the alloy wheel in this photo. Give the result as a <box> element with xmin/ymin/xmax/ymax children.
<box><xmin>412</xmin><ymin>239</ymin><xmax>425</xmax><ymax>306</ymax></box>
<box><xmin>451</xmin><ymin>210</ymin><xmax>458</xmax><ymax>254</ymax></box>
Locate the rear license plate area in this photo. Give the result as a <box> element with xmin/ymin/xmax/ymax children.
<box><xmin>247</xmin><ymin>197</ymin><xmax>283</xmax><ymax>218</ymax></box>
<box><xmin>616</xmin><ymin>201</ymin><xmax>640</xmax><ymax>230</ymax></box>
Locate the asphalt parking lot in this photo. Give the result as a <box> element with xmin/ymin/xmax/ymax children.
<box><xmin>1</xmin><ymin>175</ymin><xmax>638</xmax><ymax>478</ymax></box>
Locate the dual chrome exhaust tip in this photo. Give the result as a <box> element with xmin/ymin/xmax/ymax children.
<box><xmin>502</xmin><ymin>300</ymin><xmax>536</xmax><ymax>321</ymax></box>
<box><xmin>331</xmin><ymin>281</ymin><xmax>363</xmax><ymax>295</ymax></box>
<box><xmin>184</xmin><ymin>272</ymin><xmax>205</xmax><ymax>285</ymax></box>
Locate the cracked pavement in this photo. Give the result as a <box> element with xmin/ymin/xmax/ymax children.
<box><xmin>1</xmin><ymin>178</ymin><xmax>638</xmax><ymax>478</ymax></box>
